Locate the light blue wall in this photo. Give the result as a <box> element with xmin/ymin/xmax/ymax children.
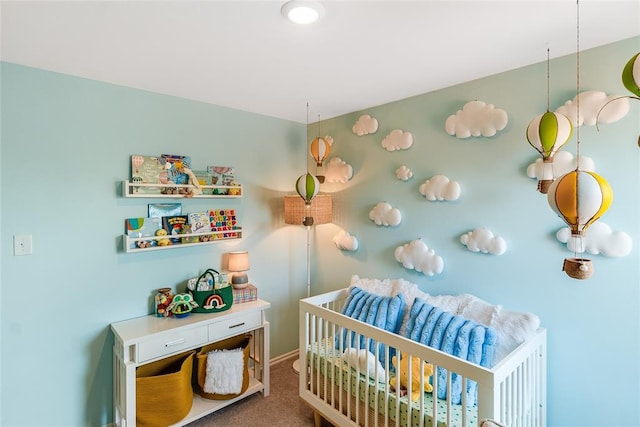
<box><xmin>1</xmin><ymin>37</ymin><xmax>638</xmax><ymax>426</ymax></box>
<box><xmin>0</xmin><ymin>62</ymin><xmax>309</xmax><ymax>426</ymax></box>
<box><xmin>312</xmin><ymin>37</ymin><xmax>640</xmax><ymax>427</ymax></box>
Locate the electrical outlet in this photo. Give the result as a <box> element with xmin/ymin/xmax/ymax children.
<box><xmin>14</xmin><ymin>234</ymin><xmax>32</xmax><ymax>256</ymax></box>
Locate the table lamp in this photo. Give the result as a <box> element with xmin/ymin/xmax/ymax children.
<box><xmin>228</xmin><ymin>251</ymin><xmax>250</xmax><ymax>289</ymax></box>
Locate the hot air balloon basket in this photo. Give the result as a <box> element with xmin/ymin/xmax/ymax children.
<box><xmin>188</xmin><ymin>269</ymin><xmax>233</xmax><ymax>313</ymax></box>
<box><xmin>195</xmin><ymin>334</ymin><xmax>252</xmax><ymax>400</ymax></box>
<box><xmin>136</xmin><ymin>350</ymin><xmax>195</xmax><ymax>427</ymax></box>
<box><xmin>563</xmin><ymin>257</ymin><xmax>594</xmax><ymax>280</ymax></box>
<box><xmin>537</xmin><ymin>179</ymin><xmax>553</xmax><ymax>194</ymax></box>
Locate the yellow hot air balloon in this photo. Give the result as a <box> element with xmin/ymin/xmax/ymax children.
<box><xmin>547</xmin><ymin>170</ymin><xmax>613</xmax><ymax>237</ymax></box>
<box><xmin>526</xmin><ymin>111</ymin><xmax>573</xmax><ymax>193</ymax></box>
<box><xmin>547</xmin><ymin>169</ymin><xmax>612</xmax><ymax>279</ymax></box>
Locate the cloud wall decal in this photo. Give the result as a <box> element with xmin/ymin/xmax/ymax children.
<box><xmin>381</xmin><ymin>129</ymin><xmax>413</xmax><ymax>151</ymax></box>
<box><xmin>396</xmin><ymin>165</ymin><xmax>413</xmax><ymax>181</ymax></box>
<box><xmin>556</xmin><ymin>222</ymin><xmax>632</xmax><ymax>257</ymax></box>
<box><xmin>394</xmin><ymin>239</ymin><xmax>444</xmax><ymax>276</ymax></box>
<box><xmin>352</xmin><ymin>114</ymin><xmax>379</xmax><ymax>136</ymax></box>
<box><xmin>460</xmin><ymin>227</ymin><xmax>507</xmax><ymax>255</ymax></box>
<box><xmin>555</xmin><ymin>90</ymin><xmax>630</xmax><ymax>127</ymax></box>
<box><xmin>445</xmin><ymin>100</ymin><xmax>508</xmax><ymax>138</ymax></box>
<box><xmin>419</xmin><ymin>175</ymin><xmax>461</xmax><ymax>201</ymax></box>
<box><xmin>526</xmin><ymin>150</ymin><xmax>595</xmax><ymax>180</ymax></box>
<box><xmin>324</xmin><ymin>157</ymin><xmax>353</xmax><ymax>183</ymax></box>
<box><xmin>369</xmin><ymin>202</ymin><xmax>402</xmax><ymax>227</ymax></box>
<box><xmin>334</xmin><ymin>229</ymin><xmax>359</xmax><ymax>251</ymax></box>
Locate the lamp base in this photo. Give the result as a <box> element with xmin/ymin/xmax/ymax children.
<box><xmin>231</xmin><ymin>272</ymin><xmax>248</xmax><ymax>288</ymax></box>
<box><xmin>292</xmin><ymin>358</ymin><xmax>301</xmax><ymax>374</ymax></box>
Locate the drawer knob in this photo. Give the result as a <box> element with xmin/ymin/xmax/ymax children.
<box><xmin>229</xmin><ymin>322</ymin><xmax>245</xmax><ymax>329</ymax></box>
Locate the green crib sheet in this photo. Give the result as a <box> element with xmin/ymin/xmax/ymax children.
<box><xmin>307</xmin><ymin>340</ymin><xmax>479</xmax><ymax>427</ymax></box>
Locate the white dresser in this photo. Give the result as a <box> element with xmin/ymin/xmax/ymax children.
<box><xmin>111</xmin><ymin>299</ymin><xmax>270</xmax><ymax>426</ymax></box>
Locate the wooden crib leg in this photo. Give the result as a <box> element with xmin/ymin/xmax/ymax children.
<box><xmin>313</xmin><ymin>411</ymin><xmax>322</xmax><ymax>427</ymax></box>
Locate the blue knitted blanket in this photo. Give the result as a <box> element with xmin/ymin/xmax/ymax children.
<box><xmin>405</xmin><ymin>298</ymin><xmax>497</xmax><ymax>406</ymax></box>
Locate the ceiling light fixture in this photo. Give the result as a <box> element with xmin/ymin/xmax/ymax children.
<box><xmin>281</xmin><ymin>1</ymin><xmax>324</xmax><ymax>25</ymax></box>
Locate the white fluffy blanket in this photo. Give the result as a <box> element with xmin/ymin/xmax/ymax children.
<box><xmin>204</xmin><ymin>348</ymin><xmax>244</xmax><ymax>394</ymax></box>
<box><xmin>341</xmin><ymin>348</ymin><xmax>387</xmax><ymax>383</ymax></box>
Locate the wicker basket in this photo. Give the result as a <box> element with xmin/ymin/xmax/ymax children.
<box><xmin>136</xmin><ymin>350</ymin><xmax>195</xmax><ymax>427</ymax></box>
<box><xmin>562</xmin><ymin>257</ymin><xmax>593</xmax><ymax>280</ymax></box>
<box><xmin>196</xmin><ymin>334</ymin><xmax>251</xmax><ymax>400</ymax></box>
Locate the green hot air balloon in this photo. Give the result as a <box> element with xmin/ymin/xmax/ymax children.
<box><xmin>526</xmin><ymin>111</ymin><xmax>573</xmax><ymax>194</ymax></box>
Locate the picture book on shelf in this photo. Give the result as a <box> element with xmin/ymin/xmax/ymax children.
<box><xmin>161</xmin><ymin>154</ymin><xmax>192</xmax><ymax>185</ymax></box>
<box><xmin>130</xmin><ymin>155</ymin><xmax>167</xmax><ymax>194</ymax></box>
<box><xmin>148</xmin><ymin>203</ymin><xmax>182</xmax><ymax>218</ymax></box>
<box><xmin>162</xmin><ymin>215</ymin><xmax>188</xmax><ymax>243</ymax></box>
<box><xmin>125</xmin><ymin>217</ymin><xmax>162</xmax><ymax>249</ymax></box>
<box><xmin>207</xmin><ymin>166</ymin><xmax>235</xmax><ymax>195</ymax></box>
<box><xmin>188</xmin><ymin>212</ymin><xmax>212</xmax><ymax>234</ymax></box>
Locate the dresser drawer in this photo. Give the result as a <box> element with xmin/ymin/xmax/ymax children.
<box><xmin>137</xmin><ymin>326</ymin><xmax>208</xmax><ymax>362</ymax></box>
<box><xmin>208</xmin><ymin>311</ymin><xmax>261</xmax><ymax>341</ymax></box>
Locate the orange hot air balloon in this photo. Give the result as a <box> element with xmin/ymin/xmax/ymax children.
<box><xmin>310</xmin><ymin>137</ymin><xmax>331</xmax><ymax>166</ymax></box>
<box><xmin>310</xmin><ymin>137</ymin><xmax>331</xmax><ymax>183</ymax></box>
<box><xmin>547</xmin><ymin>170</ymin><xmax>613</xmax><ymax>237</ymax></box>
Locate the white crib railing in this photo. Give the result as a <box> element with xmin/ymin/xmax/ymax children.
<box><xmin>299</xmin><ymin>290</ymin><xmax>547</xmax><ymax>427</ymax></box>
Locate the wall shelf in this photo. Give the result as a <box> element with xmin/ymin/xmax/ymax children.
<box><xmin>122</xmin><ymin>180</ymin><xmax>242</xmax><ymax>198</ymax></box>
<box><xmin>123</xmin><ymin>229</ymin><xmax>242</xmax><ymax>253</ymax></box>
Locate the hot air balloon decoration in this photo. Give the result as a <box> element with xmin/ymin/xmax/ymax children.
<box><xmin>296</xmin><ymin>172</ymin><xmax>320</xmax><ymax>226</ymax></box>
<box><xmin>622</xmin><ymin>52</ymin><xmax>640</xmax><ymax>97</ymax></box>
<box><xmin>526</xmin><ymin>111</ymin><xmax>573</xmax><ymax>193</ymax></box>
<box><xmin>310</xmin><ymin>136</ymin><xmax>331</xmax><ymax>183</ymax></box>
<box><xmin>547</xmin><ymin>169</ymin><xmax>613</xmax><ymax>279</ymax></box>
<box><xmin>596</xmin><ymin>51</ymin><xmax>640</xmax><ymax>147</ymax></box>
<box><xmin>622</xmin><ymin>51</ymin><xmax>640</xmax><ymax>148</ymax></box>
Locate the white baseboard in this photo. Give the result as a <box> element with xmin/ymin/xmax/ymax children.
<box><xmin>270</xmin><ymin>349</ymin><xmax>298</xmax><ymax>365</ymax></box>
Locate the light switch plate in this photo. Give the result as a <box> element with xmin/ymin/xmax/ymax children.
<box><xmin>14</xmin><ymin>234</ymin><xmax>32</xmax><ymax>256</ymax></box>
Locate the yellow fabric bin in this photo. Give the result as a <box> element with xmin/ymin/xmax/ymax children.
<box><xmin>136</xmin><ymin>350</ymin><xmax>195</xmax><ymax>427</ymax></box>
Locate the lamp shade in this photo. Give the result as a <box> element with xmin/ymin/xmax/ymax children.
<box><xmin>227</xmin><ymin>251</ymin><xmax>250</xmax><ymax>287</ymax></box>
<box><xmin>228</xmin><ymin>251</ymin><xmax>250</xmax><ymax>272</ymax></box>
<box><xmin>284</xmin><ymin>193</ymin><xmax>332</xmax><ymax>226</ymax></box>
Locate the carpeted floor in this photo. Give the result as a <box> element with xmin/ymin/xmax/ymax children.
<box><xmin>187</xmin><ymin>354</ymin><xmax>331</xmax><ymax>426</ymax></box>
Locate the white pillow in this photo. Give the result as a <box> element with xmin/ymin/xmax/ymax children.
<box><xmin>421</xmin><ymin>293</ymin><xmax>540</xmax><ymax>362</ymax></box>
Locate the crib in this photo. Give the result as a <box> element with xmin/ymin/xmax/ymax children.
<box><xmin>299</xmin><ymin>288</ymin><xmax>547</xmax><ymax>427</ymax></box>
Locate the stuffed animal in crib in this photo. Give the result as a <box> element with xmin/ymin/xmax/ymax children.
<box><xmin>389</xmin><ymin>352</ymin><xmax>433</xmax><ymax>400</ymax></box>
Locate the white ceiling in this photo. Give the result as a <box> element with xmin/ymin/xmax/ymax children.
<box><xmin>1</xmin><ymin>1</ymin><xmax>639</xmax><ymax>123</ymax></box>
